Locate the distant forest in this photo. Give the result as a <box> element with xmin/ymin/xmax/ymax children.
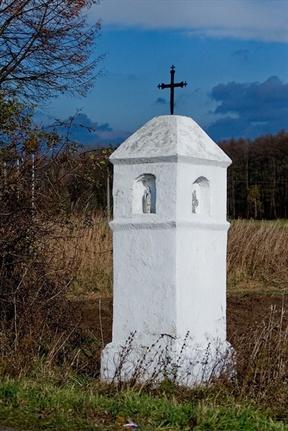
<box><xmin>1</xmin><ymin>131</ymin><xmax>288</xmax><ymax>220</ymax></box>
<box><xmin>220</xmin><ymin>131</ymin><xmax>288</xmax><ymax>219</ymax></box>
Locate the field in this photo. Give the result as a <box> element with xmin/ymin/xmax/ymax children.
<box><xmin>0</xmin><ymin>217</ymin><xmax>288</xmax><ymax>430</ymax></box>
<box><xmin>49</xmin><ymin>216</ymin><xmax>288</xmax><ymax>297</ymax></box>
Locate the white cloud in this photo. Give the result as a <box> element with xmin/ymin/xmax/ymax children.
<box><xmin>93</xmin><ymin>0</ymin><xmax>288</xmax><ymax>43</ymax></box>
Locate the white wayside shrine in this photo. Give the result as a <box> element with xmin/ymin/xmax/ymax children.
<box><xmin>101</xmin><ymin>115</ymin><xmax>233</xmax><ymax>386</ymax></box>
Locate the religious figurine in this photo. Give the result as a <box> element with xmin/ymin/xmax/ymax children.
<box><xmin>143</xmin><ymin>184</ymin><xmax>152</xmax><ymax>213</ymax></box>
<box><xmin>192</xmin><ymin>190</ymin><xmax>199</xmax><ymax>214</ymax></box>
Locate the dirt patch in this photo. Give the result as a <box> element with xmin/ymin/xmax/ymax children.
<box><xmin>72</xmin><ymin>293</ymin><xmax>288</xmax><ymax>347</ymax></box>
<box><xmin>227</xmin><ymin>293</ymin><xmax>287</xmax><ymax>340</ymax></box>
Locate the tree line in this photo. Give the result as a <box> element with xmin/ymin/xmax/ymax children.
<box><xmin>220</xmin><ymin>132</ymin><xmax>288</xmax><ymax>219</ymax></box>
<box><xmin>0</xmin><ymin>0</ymin><xmax>287</xmax><ymax>220</ymax></box>
<box><xmin>1</xmin><ymin>105</ymin><xmax>288</xmax><ymax>220</ymax></box>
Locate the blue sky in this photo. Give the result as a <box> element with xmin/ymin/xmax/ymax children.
<box><xmin>39</xmin><ymin>0</ymin><xmax>288</xmax><ymax>145</ymax></box>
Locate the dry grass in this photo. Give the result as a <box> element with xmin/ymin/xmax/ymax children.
<box><xmin>1</xmin><ymin>211</ymin><xmax>288</xmax><ymax>423</ymax></box>
<box><xmin>46</xmin><ymin>216</ymin><xmax>288</xmax><ymax>297</ymax></box>
<box><xmin>46</xmin><ymin>213</ymin><xmax>112</xmax><ymax>298</ymax></box>
<box><xmin>228</xmin><ymin>219</ymin><xmax>288</xmax><ymax>291</ymax></box>
<box><xmin>28</xmin><ymin>215</ymin><xmax>288</xmax><ymax>395</ymax></box>
<box><xmin>233</xmin><ymin>304</ymin><xmax>288</xmax><ymax>402</ymax></box>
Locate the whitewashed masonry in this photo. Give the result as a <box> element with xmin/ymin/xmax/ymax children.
<box><xmin>101</xmin><ymin>115</ymin><xmax>233</xmax><ymax>386</ymax></box>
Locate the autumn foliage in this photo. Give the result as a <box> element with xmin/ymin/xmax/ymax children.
<box><xmin>0</xmin><ymin>0</ymin><xmax>102</xmax><ymax>100</ymax></box>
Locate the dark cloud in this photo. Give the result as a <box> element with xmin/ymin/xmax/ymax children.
<box><xmin>71</xmin><ymin>113</ymin><xmax>96</xmax><ymax>128</ymax></box>
<box><xmin>65</xmin><ymin>113</ymin><xmax>112</xmax><ymax>133</ymax></box>
<box><xmin>95</xmin><ymin>122</ymin><xmax>113</xmax><ymax>132</ymax></box>
<box><xmin>208</xmin><ymin>76</ymin><xmax>288</xmax><ymax>140</ymax></box>
<box><xmin>155</xmin><ymin>97</ymin><xmax>167</xmax><ymax>105</ymax></box>
<box><xmin>49</xmin><ymin>113</ymin><xmax>129</xmax><ymax>148</ymax></box>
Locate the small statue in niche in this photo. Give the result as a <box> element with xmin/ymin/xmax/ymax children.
<box><xmin>142</xmin><ymin>183</ymin><xmax>152</xmax><ymax>213</ymax></box>
<box><xmin>192</xmin><ymin>189</ymin><xmax>199</xmax><ymax>214</ymax></box>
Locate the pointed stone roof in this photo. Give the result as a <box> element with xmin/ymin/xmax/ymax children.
<box><xmin>110</xmin><ymin>115</ymin><xmax>231</xmax><ymax>166</ymax></box>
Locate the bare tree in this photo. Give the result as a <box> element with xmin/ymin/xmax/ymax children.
<box><xmin>0</xmin><ymin>0</ymin><xmax>103</xmax><ymax>101</ymax></box>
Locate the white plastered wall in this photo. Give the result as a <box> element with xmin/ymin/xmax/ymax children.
<box><xmin>101</xmin><ymin>115</ymin><xmax>232</xmax><ymax>386</ymax></box>
<box><xmin>110</xmin><ymin>161</ymin><xmax>178</xmax><ymax>345</ymax></box>
<box><xmin>175</xmin><ymin>162</ymin><xmax>228</xmax><ymax>342</ymax></box>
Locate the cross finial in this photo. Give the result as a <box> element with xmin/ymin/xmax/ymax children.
<box><xmin>158</xmin><ymin>65</ymin><xmax>187</xmax><ymax>115</ymax></box>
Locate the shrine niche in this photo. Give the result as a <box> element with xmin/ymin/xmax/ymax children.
<box><xmin>132</xmin><ymin>174</ymin><xmax>156</xmax><ymax>214</ymax></box>
<box><xmin>192</xmin><ymin>176</ymin><xmax>210</xmax><ymax>215</ymax></box>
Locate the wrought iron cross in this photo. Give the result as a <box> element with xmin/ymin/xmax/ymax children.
<box><xmin>158</xmin><ymin>65</ymin><xmax>187</xmax><ymax>115</ymax></box>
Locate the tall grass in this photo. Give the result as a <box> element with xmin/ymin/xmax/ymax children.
<box><xmin>228</xmin><ymin>219</ymin><xmax>288</xmax><ymax>290</ymax></box>
<box><xmin>48</xmin><ymin>216</ymin><xmax>288</xmax><ymax>296</ymax></box>
<box><xmin>0</xmin><ymin>308</ymin><xmax>287</xmax><ymax>429</ymax></box>
<box><xmin>1</xmin><ymin>214</ymin><xmax>288</xmax><ymax>425</ymax></box>
<box><xmin>234</xmin><ymin>304</ymin><xmax>288</xmax><ymax>410</ymax></box>
<box><xmin>47</xmin><ymin>213</ymin><xmax>112</xmax><ymax>297</ymax></box>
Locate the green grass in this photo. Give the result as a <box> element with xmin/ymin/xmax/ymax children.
<box><xmin>0</xmin><ymin>377</ymin><xmax>287</xmax><ymax>431</ymax></box>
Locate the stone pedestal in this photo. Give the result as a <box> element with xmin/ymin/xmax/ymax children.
<box><xmin>101</xmin><ymin>115</ymin><xmax>233</xmax><ymax>386</ymax></box>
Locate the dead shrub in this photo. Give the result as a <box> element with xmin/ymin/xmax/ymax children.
<box><xmin>0</xmin><ymin>161</ymin><xmax>85</xmax><ymax>375</ymax></box>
